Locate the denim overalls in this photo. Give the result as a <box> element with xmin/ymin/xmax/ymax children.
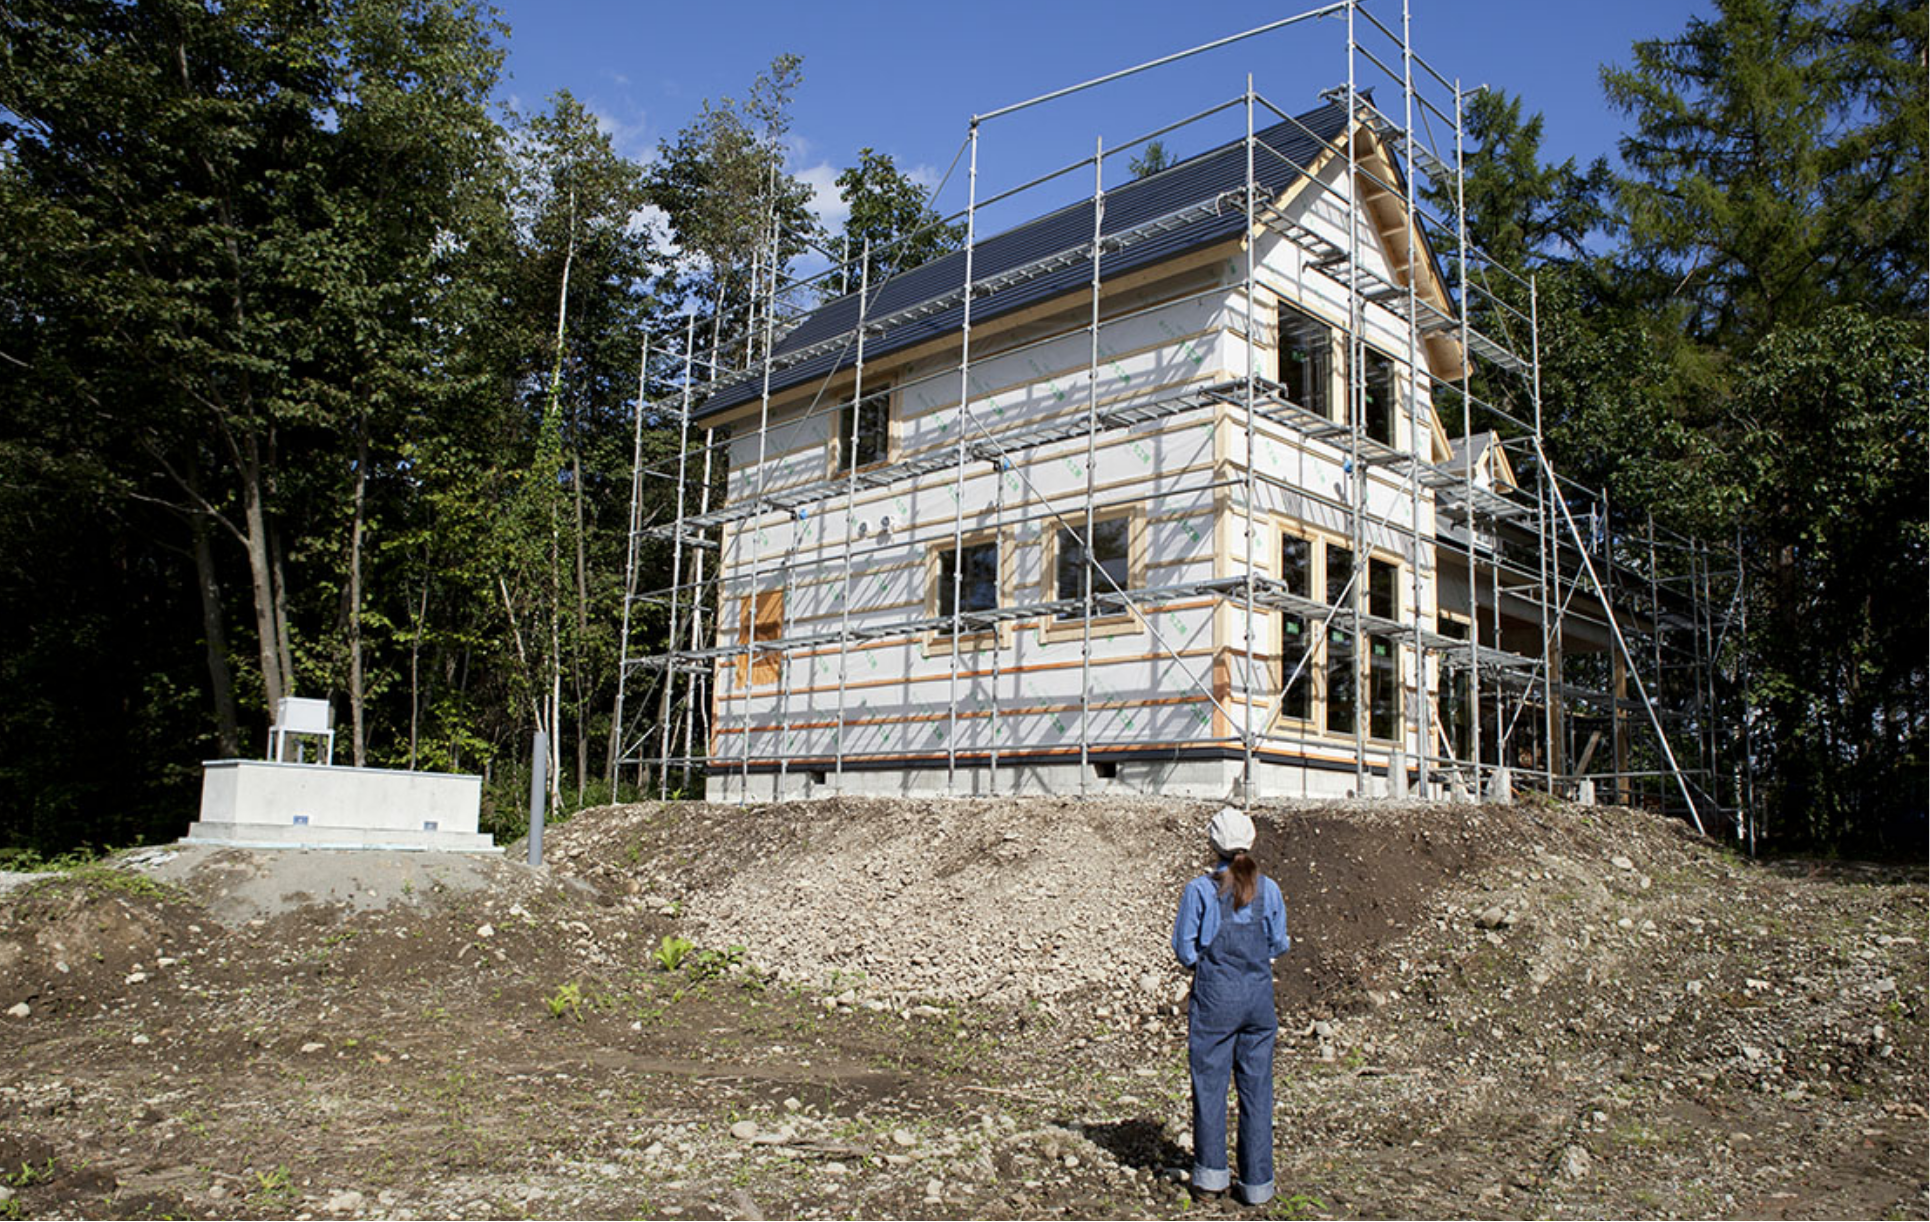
<box><xmin>1188</xmin><ymin>879</ymin><xmax>1277</xmax><ymax>1204</ymax></box>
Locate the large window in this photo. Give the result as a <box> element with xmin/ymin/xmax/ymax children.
<box><xmin>1282</xmin><ymin>539</ymin><xmax>1400</xmax><ymax>740</ymax></box>
<box><xmin>1278</xmin><ymin>534</ymin><xmax>1312</xmax><ymax>720</ymax></box>
<box><xmin>1053</xmin><ymin>516</ymin><xmax>1132</xmax><ymax>619</ymax></box>
<box><xmin>1277</xmin><ymin>302</ymin><xmax>1331</xmax><ymax>418</ymax></box>
<box><xmin>1438</xmin><ymin>616</ymin><xmax>1473</xmax><ymax>761</ymax></box>
<box><xmin>1323</xmin><ymin>542</ymin><xmax>1356</xmax><ymax>733</ymax></box>
<box><xmin>833</xmin><ymin>385</ymin><xmax>890</xmax><ymax>474</ymax></box>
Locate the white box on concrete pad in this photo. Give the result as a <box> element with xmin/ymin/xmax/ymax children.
<box><xmin>188</xmin><ymin>760</ymin><xmax>495</xmax><ymax>852</ymax></box>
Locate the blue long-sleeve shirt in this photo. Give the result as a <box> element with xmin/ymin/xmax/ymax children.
<box><xmin>1171</xmin><ymin>868</ymin><xmax>1291</xmax><ymax>968</ymax></box>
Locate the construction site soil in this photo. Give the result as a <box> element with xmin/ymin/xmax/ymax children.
<box><xmin>0</xmin><ymin>796</ymin><xmax>1922</xmax><ymax>1220</ymax></box>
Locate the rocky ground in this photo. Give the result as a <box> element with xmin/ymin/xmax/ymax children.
<box><xmin>0</xmin><ymin>796</ymin><xmax>1922</xmax><ymax>1220</ymax></box>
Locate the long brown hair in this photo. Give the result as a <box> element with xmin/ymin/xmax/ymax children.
<box><xmin>1217</xmin><ymin>849</ymin><xmax>1258</xmax><ymax>909</ymax></box>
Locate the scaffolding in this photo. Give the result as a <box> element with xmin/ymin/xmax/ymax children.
<box><xmin>610</xmin><ymin>1</ymin><xmax>1754</xmax><ymax>838</ymax></box>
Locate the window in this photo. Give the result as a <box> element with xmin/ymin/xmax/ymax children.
<box><xmin>1326</xmin><ymin>542</ymin><xmax>1354</xmax><ymax>608</ymax></box>
<box><xmin>1323</xmin><ymin>542</ymin><xmax>1358</xmax><ymax>730</ymax></box>
<box><xmin>736</xmin><ymin>590</ymin><xmax>783</xmax><ymax>686</ymax></box>
<box><xmin>1358</xmin><ymin>348</ymin><xmax>1397</xmax><ymax>446</ymax></box>
<box><xmin>1366</xmin><ymin>557</ymin><xmax>1400</xmax><ymax>739</ymax></box>
<box><xmin>1054</xmin><ymin>517</ymin><xmax>1131</xmax><ymax>618</ymax></box>
<box><xmin>1276</xmin><ymin>302</ymin><xmax>1331</xmax><ymax>418</ymax></box>
<box><xmin>1279</xmin><ymin>534</ymin><xmax>1312</xmax><ymax>720</ymax></box>
<box><xmin>1316</xmin><ymin>542</ymin><xmax>1400</xmax><ymax>739</ymax></box>
<box><xmin>1369</xmin><ymin>635</ymin><xmax>1398</xmax><ymax>740</ymax></box>
<box><xmin>1326</xmin><ymin>624</ymin><xmax>1357</xmax><ymax>735</ymax></box>
<box><xmin>936</xmin><ymin>538</ymin><xmax>1000</xmax><ymax>622</ymax></box>
<box><xmin>1368</xmin><ymin>557</ymin><xmax>1397</xmax><ymax>620</ymax></box>
<box><xmin>833</xmin><ymin>385</ymin><xmax>890</xmax><ymax>473</ymax></box>
<box><xmin>1438</xmin><ymin>617</ymin><xmax>1473</xmax><ymax>761</ymax></box>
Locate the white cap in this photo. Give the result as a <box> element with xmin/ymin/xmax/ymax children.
<box><xmin>1208</xmin><ymin>806</ymin><xmax>1256</xmax><ymax>856</ymax></box>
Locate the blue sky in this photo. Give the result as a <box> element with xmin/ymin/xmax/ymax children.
<box><xmin>490</xmin><ymin>0</ymin><xmax>1708</xmax><ymax>239</ymax></box>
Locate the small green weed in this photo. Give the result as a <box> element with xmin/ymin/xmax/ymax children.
<box><xmin>685</xmin><ymin>944</ymin><xmax>745</xmax><ymax>981</ymax></box>
<box><xmin>4</xmin><ymin>1158</ymin><xmax>56</xmax><ymax>1189</ymax></box>
<box><xmin>653</xmin><ymin>935</ymin><xmax>695</xmax><ymax>972</ymax></box>
<box><xmin>1273</xmin><ymin>1191</ymin><xmax>1326</xmax><ymax>1220</ymax></box>
<box><xmin>247</xmin><ymin>1165</ymin><xmax>299</xmax><ymax>1211</ymax></box>
<box><xmin>545</xmin><ymin>982</ymin><xmax>584</xmax><ymax>1021</ymax></box>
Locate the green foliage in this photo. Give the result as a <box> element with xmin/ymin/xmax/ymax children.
<box><xmin>684</xmin><ymin>943</ymin><xmax>746</xmax><ymax>981</ymax></box>
<box><xmin>647</xmin><ymin>53</ymin><xmax>820</xmax><ymax>312</ymax></box>
<box><xmin>4</xmin><ymin>1158</ymin><xmax>56</xmax><ymax>1189</ymax></box>
<box><xmin>831</xmin><ymin>147</ymin><xmax>960</xmax><ymax>293</ymax></box>
<box><xmin>1602</xmin><ymin>0</ymin><xmax>1927</xmax><ymax>341</ymax></box>
<box><xmin>652</xmin><ymin>935</ymin><xmax>695</xmax><ymax>973</ymax></box>
<box><xmin>1128</xmin><ymin>140</ymin><xmax>1173</xmax><ymax>179</ymax></box>
<box><xmin>1724</xmin><ymin>309</ymin><xmax>1926</xmax><ymax>847</ymax></box>
<box><xmin>543</xmin><ymin>981</ymin><xmax>584</xmax><ymax>1021</ymax></box>
<box><xmin>247</xmin><ymin>1165</ymin><xmax>300</xmax><ymax>1211</ymax></box>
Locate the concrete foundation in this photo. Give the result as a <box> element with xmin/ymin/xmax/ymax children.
<box><xmin>705</xmin><ymin>753</ymin><xmax>1439</xmax><ymax>804</ymax></box>
<box><xmin>188</xmin><ymin>760</ymin><xmax>495</xmax><ymax>852</ymax></box>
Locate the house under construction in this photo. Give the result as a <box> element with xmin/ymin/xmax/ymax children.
<box><xmin>614</xmin><ymin>3</ymin><xmax>1754</xmax><ymax>838</ymax></box>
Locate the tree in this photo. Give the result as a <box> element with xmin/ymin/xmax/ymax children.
<box><xmin>1603</xmin><ymin>0</ymin><xmax>1927</xmax><ymax>344</ymax></box>
<box><xmin>1721</xmin><ymin>309</ymin><xmax>1926</xmax><ymax>850</ymax></box>
<box><xmin>830</xmin><ymin>148</ymin><xmax>961</xmax><ymax>293</ymax></box>
<box><xmin>1129</xmin><ymin>140</ymin><xmax>1172</xmax><ymax>179</ymax></box>
<box><xmin>1591</xmin><ymin>0</ymin><xmax>1927</xmax><ymax>849</ymax></box>
<box><xmin>0</xmin><ymin>0</ymin><xmax>513</xmax><ymax>849</ymax></box>
<box><xmin>647</xmin><ymin>54</ymin><xmax>820</xmax><ymax>358</ymax></box>
<box><xmin>499</xmin><ymin>91</ymin><xmax>665</xmax><ymax>801</ymax></box>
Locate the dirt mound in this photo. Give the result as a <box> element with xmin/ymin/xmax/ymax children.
<box><xmin>544</xmin><ymin>795</ymin><xmax>1589</xmax><ymax>1020</ymax></box>
<box><xmin>0</xmin><ymin>797</ymin><xmax>1920</xmax><ymax>1220</ymax></box>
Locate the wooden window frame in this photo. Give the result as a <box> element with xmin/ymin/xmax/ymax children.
<box><xmin>829</xmin><ymin>382</ymin><xmax>895</xmax><ymax>477</ymax></box>
<box><xmin>1274</xmin><ymin>299</ymin><xmax>1337</xmax><ymax>421</ymax></box>
<box><xmin>1038</xmin><ymin>506</ymin><xmax>1147</xmax><ymax>644</ymax></box>
<box><xmin>1264</xmin><ymin>518</ymin><xmax>1406</xmax><ymax>744</ymax></box>
<box><xmin>924</xmin><ymin>528</ymin><xmax>1009</xmax><ymax>655</ymax></box>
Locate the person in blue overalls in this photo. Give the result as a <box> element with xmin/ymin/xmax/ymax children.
<box><xmin>1171</xmin><ymin>806</ymin><xmax>1291</xmax><ymax>1206</ymax></box>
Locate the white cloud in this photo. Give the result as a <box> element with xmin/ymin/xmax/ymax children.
<box><xmin>795</xmin><ymin>161</ymin><xmax>849</xmax><ymax>233</ymax></box>
<box><xmin>590</xmin><ymin>105</ymin><xmax>657</xmax><ymax>165</ymax></box>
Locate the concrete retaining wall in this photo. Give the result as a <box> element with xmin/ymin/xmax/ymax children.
<box><xmin>189</xmin><ymin>760</ymin><xmax>495</xmax><ymax>852</ymax></box>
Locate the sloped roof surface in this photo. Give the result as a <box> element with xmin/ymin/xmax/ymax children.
<box><xmin>700</xmin><ymin>98</ymin><xmax>1352</xmax><ymax>420</ymax></box>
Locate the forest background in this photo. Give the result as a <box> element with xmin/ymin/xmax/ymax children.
<box><xmin>1</xmin><ymin>0</ymin><xmax>1922</xmax><ymax>857</ymax></box>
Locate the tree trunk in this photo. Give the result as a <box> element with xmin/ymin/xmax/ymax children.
<box><xmin>572</xmin><ymin>445</ymin><xmax>589</xmax><ymax>796</ymax></box>
<box><xmin>271</xmin><ymin>521</ymin><xmax>295</xmax><ymax>701</ymax></box>
<box><xmin>239</xmin><ymin>433</ymin><xmax>286</xmax><ymax>728</ymax></box>
<box><xmin>408</xmin><ymin>557</ymin><xmax>429</xmax><ymax>770</ymax></box>
<box><xmin>190</xmin><ymin>500</ymin><xmax>241</xmax><ymax>756</ymax></box>
<box><xmin>347</xmin><ymin>422</ymin><xmax>369</xmax><ymax>766</ymax></box>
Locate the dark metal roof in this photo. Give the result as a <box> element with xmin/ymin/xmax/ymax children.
<box><xmin>699</xmin><ymin>98</ymin><xmax>1353</xmax><ymax>421</ymax></box>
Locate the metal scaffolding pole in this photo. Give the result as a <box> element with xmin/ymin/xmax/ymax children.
<box><xmin>947</xmin><ymin>122</ymin><xmax>980</xmax><ymax>794</ymax></box>
<box><xmin>1242</xmin><ymin>80</ymin><xmax>1260</xmax><ymax>807</ymax></box>
<box><xmin>1456</xmin><ymin>78</ymin><xmax>1481</xmax><ymax>800</ymax></box>
<box><xmin>1346</xmin><ymin>5</ymin><xmax>1368</xmax><ymax>795</ymax></box>
<box><xmin>1401</xmin><ymin>0</ymin><xmax>1428</xmax><ymax>798</ymax></box>
<box><xmin>834</xmin><ymin>243</ymin><xmax>870</xmax><ymax>793</ymax></box>
<box><xmin>1080</xmin><ymin>136</ymin><xmax>1104</xmax><ymax>798</ymax></box>
<box><xmin>613</xmin><ymin>333</ymin><xmax>649</xmax><ymax>796</ymax></box>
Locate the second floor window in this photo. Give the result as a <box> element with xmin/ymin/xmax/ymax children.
<box><xmin>834</xmin><ymin>386</ymin><xmax>889</xmax><ymax>473</ymax></box>
<box><xmin>1357</xmin><ymin>348</ymin><xmax>1396</xmax><ymax>446</ymax></box>
<box><xmin>1277</xmin><ymin>302</ymin><xmax>1331</xmax><ymax>419</ymax></box>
